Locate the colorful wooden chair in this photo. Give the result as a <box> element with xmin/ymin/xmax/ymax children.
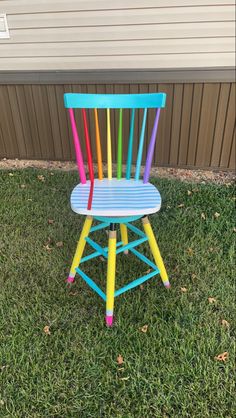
<box><xmin>64</xmin><ymin>93</ymin><xmax>170</xmax><ymax>326</ymax></box>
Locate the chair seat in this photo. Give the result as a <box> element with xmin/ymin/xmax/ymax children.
<box><xmin>71</xmin><ymin>179</ymin><xmax>161</xmax><ymax>216</ymax></box>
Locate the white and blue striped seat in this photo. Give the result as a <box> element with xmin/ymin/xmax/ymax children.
<box><xmin>71</xmin><ymin>179</ymin><xmax>161</xmax><ymax>217</ymax></box>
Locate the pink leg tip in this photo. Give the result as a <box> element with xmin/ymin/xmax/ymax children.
<box><xmin>106</xmin><ymin>315</ymin><xmax>113</xmax><ymax>327</ymax></box>
<box><xmin>164</xmin><ymin>281</ymin><xmax>171</xmax><ymax>289</ymax></box>
<box><xmin>67</xmin><ymin>276</ymin><xmax>75</xmax><ymax>284</ymax></box>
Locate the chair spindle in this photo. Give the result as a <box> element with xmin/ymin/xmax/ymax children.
<box><xmin>117</xmin><ymin>109</ymin><xmax>123</xmax><ymax>180</ymax></box>
<box><xmin>143</xmin><ymin>108</ymin><xmax>161</xmax><ymax>184</ymax></box>
<box><xmin>68</xmin><ymin>108</ymin><xmax>86</xmax><ymax>184</ymax></box>
<box><xmin>94</xmin><ymin>108</ymin><xmax>103</xmax><ymax>180</ymax></box>
<box><xmin>135</xmin><ymin>108</ymin><xmax>147</xmax><ymax>181</ymax></box>
<box><xmin>107</xmin><ymin>108</ymin><xmax>112</xmax><ymax>180</ymax></box>
<box><xmin>126</xmin><ymin>109</ymin><xmax>135</xmax><ymax>180</ymax></box>
<box><xmin>82</xmin><ymin>109</ymin><xmax>94</xmax><ymax>210</ymax></box>
<box><xmin>82</xmin><ymin>109</ymin><xmax>94</xmax><ymax>183</ymax></box>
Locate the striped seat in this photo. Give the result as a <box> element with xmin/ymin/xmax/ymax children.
<box><xmin>71</xmin><ymin>179</ymin><xmax>161</xmax><ymax>216</ymax></box>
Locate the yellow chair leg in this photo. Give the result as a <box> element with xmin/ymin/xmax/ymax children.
<box><xmin>120</xmin><ymin>223</ymin><xmax>128</xmax><ymax>254</ymax></box>
<box><xmin>67</xmin><ymin>215</ymin><xmax>93</xmax><ymax>283</ymax></box>
<box><xmin>106</xmin><ymin>226</ymin><xmax>117</xmax><ymax>326</ymax></box>
<box><xmin>142</xmin><ymin>216</ymin><xmax>170</xmax><ymax>288</ymax></box>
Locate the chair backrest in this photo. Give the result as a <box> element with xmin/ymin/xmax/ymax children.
<box><xmin>64</xmin><ymin>93</ymin><xmax>166</xmax><ymax>184</ymax></box>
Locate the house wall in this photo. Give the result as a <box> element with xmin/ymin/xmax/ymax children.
<box><xmin>0</xmin><ymin>0</ymin><xmax>235</xmax><ymax>71</ymax></box>
<box><xmin>0</xmin><ymin>82</ymin><xmax>235</xmax><ymax>170</ymax></box>
<box><xmin>0</xmin><ymin>1</ymin><xmax>235</xmax><ymax>169</ymax></box>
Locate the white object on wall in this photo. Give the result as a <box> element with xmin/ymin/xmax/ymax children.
<box><xmin>0</xmin><ymin>14</ymin><xmax>9</xmax><ymax>38</ymax></box>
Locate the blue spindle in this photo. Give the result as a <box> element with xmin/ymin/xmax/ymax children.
<box><xmin>126</xmin><ymin>109</ymin><xmax>135</xmax><ymax>180</ymax></box>
<box><xmin>135</xmin><ymin>108</ymin><xmax>147</xmax><ymax>181</ymax></box>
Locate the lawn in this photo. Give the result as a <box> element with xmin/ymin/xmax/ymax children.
<box><xmin>0</xmin><ymin>169</ymin><xmax>235</xmax><ymax>418</ymax></box>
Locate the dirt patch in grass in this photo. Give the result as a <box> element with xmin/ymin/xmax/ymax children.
<box><xmin>1</xmin><ymin>158</ymin><xmax>235</xmax><ymax>185</ymax></box>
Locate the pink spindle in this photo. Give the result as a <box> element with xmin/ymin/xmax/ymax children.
<box><xmin>82</xmin><ymin>108</ymin><xmax>95</xmax><ymax>210</ymax></box>
<box><xmin>68</xmin><ymin>108</ymin><xmax>86</xmax><ymax>184</ymax></box>
<box><xmin>82</xmin><ymin>109</ymin><xmax>94</xmax><ymax>182</ymax></box>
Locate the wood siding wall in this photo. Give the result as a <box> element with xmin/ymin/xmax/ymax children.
<box><xmin>0</xmin><ymin>83</ymin><xmax>235</xmax><ymax>170</ymax></box>
<box><xmin>0</xmin><ymin>0</ymin><xmax>235</xmax><ymax>71</ymax></box>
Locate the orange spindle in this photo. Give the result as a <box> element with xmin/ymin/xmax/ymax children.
<box><xmin>94</xmin><ymin>109</ymin><xmax>103</xmax><ymax>180</ymax></box>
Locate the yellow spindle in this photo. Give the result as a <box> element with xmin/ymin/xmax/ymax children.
<box><xmin>120</xmin><ymin>224</ymin><xmax>128</xmax><ymax>254</ymax></box>
<box><xmin>142</xmin><ymin>216</ymin><xmax>170</xmax><ymax>288</ymax></box>
<box><xmin>67</xmin><ymin>216</ymin><xmax>93</xmax><ymax>283</ymax></box>
<box><xmin>106</xmin><ymin>229</ymin><xmax>117</xmax><ymax>326</ymax></box>
<box><xmin>107</xmin><ymin>108</ymin><xmax>112</xmax><ymax>180</ymax></box>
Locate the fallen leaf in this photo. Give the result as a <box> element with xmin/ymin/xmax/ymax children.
<box><xmin>201</xmin><ymin>213</ymin><xmax>206</xmax><ymax>220</ymax></box>
<box><xmin>144</xmin><ymin>269</ymin><xmax>151</xmax><ymax>274</ymax></box>
<box><xmin>140</xmin><ymin>284</ymin><xmax>144</xmax><ymax>291</ymax></box>
<box><xmin>214</xmin><ymin>352</ymin><xmax>228</xmax><ymax>362</ymax></box>
<box><xmin>8</xmin><ymin>173</ymin><xmax>14</xmax><ymax>177</ymax></box>
<box><xmin>37</xmin><ymin>175</ymin><xmax>45</xmax><ymax>182</ymax></box>
<box><xmin>117</xmin><ymin>367</ymin><xmax>124</xmax><ymax>372</ymax></box>
<box><xmin>20</xmin><ymin>184</ymin><xmax>26</xmax><ymax>189</ymax></box>
<box><xmin>187</xmin><ymin>190</ymin><xmax>192</xmax><ymax>196</ymax></box>
<box><xmin>233</xmin><ymin>227</ymin><xmax>236</xmax><ymax>233</ymax></box>
<box><xmin>167</xmin><ymin>205</ymin><xmax>171</xmax><ymax>209</ymax></box>
<box><xmin>43</xmin><ymin>325</ymin><xmax>51</xmax><ymax>335</ymax></box>
<box><xmin>187</xmin><ymin>248</ymin><xmax>194</xmax><ymax>256</ymax></box>
<box><xmin>56</xmin><ymin>241</ymin><xmax>63</xmax><ymax>248</ymax></box>
<box><xmin>209</xmin><ymin>247</ymin><xmax>214</xmax><ymax>252</ymax></box>
<box><xmin>180</xmin><ymin>287</ymin><xmax>188</xmax><ymax>293</ymax></box>
<box><xmin>0</xmin><ymin>400</ymin><xmax>4</xmax><ymax>406</ymax></box>
<box><xmin>44</xmin><ymin>244</ymin><xmax>53</xmax><ymax>252</ymax></box>
<box><xmin>48</xmin><ymin>219</ymin><xmax>54</xmax><ymax>224</ymax></box>
<box><xmin>99</xmin><ymin>256</ymin><xmax>105</xmax><ymax>262</ymax></box>
<box><xmin>221</xmin><ymin>319</ymin><xmax>230</xmax><ymax>328</ymax></box>
<box><xmin>191</xmin><ymin>273</ymin><xmax>197</xmax><ymax>279</ymax></box>
<box><xmin>69</xmin><ymin>291</ymin><xmax>78</xmax><ymax>296</ymax></box>
<box><xmin>140</xmin><ymin>324</ymin><xmax>148</xmax><ymax>333</ymax></box>
<box><xmin>119</xmin><ymin>376</ymin><xmax>130</xmax><ymax>381</ymax></box>
<box><xmin>27</xmin><ymin>198</ymin><xmax>33</xmax><ymax>202</ymax></box>
<box><xmin>208</xmin><ymin>297</ymin><xmax>217</xmax><ymax>304</ymax></box>
<box><xmin>117</xmin><ymin>354</ymin><xmax>124</xmax><ymax>365</ymax></box>
<box><xmin>50</xmin><ymin>172</ymin><xmax>54</xmax><ymax>176</ymax></box>
<box><xmin>214</xmin><ymin>212</ymin><xmax>220</xmax><ymax>218</ymax></box>
<box><xmin>177</xmin><ymin>203</ymin><xmax>185</xmax><ymax>208</ymax></box>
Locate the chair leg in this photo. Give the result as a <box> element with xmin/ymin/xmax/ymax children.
<box><xmin>67</xmin><ymin>215</ymin><xmax>93</xmax><ymax>283</ymax></box>
<box><xmin>106</xmin><ymin>224</ymin><xmax>117</xmax><ymax>327</ymax></box>
<box><xmin>142</xmin><ymin>216</ymin><xmax>170</xmax><ymax>288</ymax></box>
<box><xmin>120</xmin><ymin>223</ymin><xmax>129</xmax><ymax>254</ymax></box>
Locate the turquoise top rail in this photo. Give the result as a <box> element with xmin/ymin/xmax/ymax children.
<box><xmin>64</xmin><ymin>93</ymin><xmax>166</xmax><ymax>109</ymax></box>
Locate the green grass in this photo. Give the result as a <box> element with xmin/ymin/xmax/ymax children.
<box><xmin>0</xmin><ymin>169</ymin><xmax>235</xmax><ymax>418</ymax></box>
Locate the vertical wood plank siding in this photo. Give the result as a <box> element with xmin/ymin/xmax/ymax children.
<box><xmin>0</xmin><ymin>83</ymin><xmax>235</xmax><ymax>170</ymax></box>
